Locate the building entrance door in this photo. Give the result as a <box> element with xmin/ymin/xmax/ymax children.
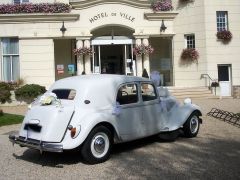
<box><xmin>218</xmin><ymin>64</ymin><xmax>232</xmax><ymax>96</ymax></box>
<box><xmin>91</xmin><ymin>38</ymin><xmax>135</xmax><ymax>75</ymax></box>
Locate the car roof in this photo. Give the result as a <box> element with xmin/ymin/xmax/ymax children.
<box><xmin>49</xmin><ymin>75</ymin><xmax>151</xmax><ymax>108</ymax></box>
<box><xmin>50</xmin><ymin>74</ymin><xmax>150</xmax><ymax>90</ymax></box>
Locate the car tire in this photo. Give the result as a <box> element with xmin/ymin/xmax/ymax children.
<box><xmin>81</xmin><ymin>126</ymin><xmax>113</xmax><ymax>164</ymax></box>
<box><xmin>183</xmin><ymin>112</ymin><xmax>200</xmax><ymax>138</ymax></box>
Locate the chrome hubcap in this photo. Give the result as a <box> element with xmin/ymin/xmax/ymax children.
<box><xmin>190</xmin><ymin>116</ymin><xmax>199</xmax><ymax>134</ymax></box>
<box><xmin>94</xmin><ymin>137</ymin><xmax>105</xmax><ymax>153</ymax></box>
<box><xmin>90</xmin><ymin>132</ymin><xmax>109</xmax><ymax>158</ymax></box>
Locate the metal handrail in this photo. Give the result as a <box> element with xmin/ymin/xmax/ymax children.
<box><xmin>200</xmin><ymin>74</ymin><xmax>218</xmax><ymax>94</ymax></box>
<box><xmin>200</xmin><ymin>74</ymin><xmax>213</xmax><ymax>81</ymax></box>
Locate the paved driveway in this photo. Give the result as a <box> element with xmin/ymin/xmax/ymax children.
<box><xmin>0</xmin><ymin>99</ymin><xmax>240</xmax><ymax>179</ymax></box>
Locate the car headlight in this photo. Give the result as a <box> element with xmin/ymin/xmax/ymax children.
<box><xmin>184</xmin><ymin>98</ymin><xmax>192</xmax><ymax>104</ymax></box>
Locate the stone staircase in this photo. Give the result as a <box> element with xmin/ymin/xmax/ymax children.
<box><xmin>167</xmin><ymin>87</ymin><xmax>216</xmax><ymax>99</ymax></box>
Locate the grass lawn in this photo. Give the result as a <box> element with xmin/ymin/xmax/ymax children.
<box><xmin>0</xmin><ymin>113</ymin><xmax>24</xmax><ymax>127</ymax></box>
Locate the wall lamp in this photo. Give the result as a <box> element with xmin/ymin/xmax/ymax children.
<box><xmin>160</xmin><ymin>20</ymin><xmax>167</xmax><ymax>32</ymax></box>
<box><xmin>60</xmin><ymin>21</ymin><xmax>67</xmax><ymax>35</ymax></box>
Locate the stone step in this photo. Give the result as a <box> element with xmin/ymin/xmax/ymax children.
<box><xmin>166</xmin><ymin>86</ymin><xmax>216</xmax><ymax>99</ymax></box>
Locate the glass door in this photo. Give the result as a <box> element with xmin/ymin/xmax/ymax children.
<box><xmin>92</xmin><ymin>45</ymin><xmax>101</xmax><ymax>74</ymax></box>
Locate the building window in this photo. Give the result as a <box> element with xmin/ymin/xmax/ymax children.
<box><xmin>1</xmin><ymin>38</ymin><xmax>20</xmax><ymax>82</ymax></box>
<box><xmin>13</xmin><ymin>0</ymin><xmax>29</xmax><ymax>4</ymax></box>
<box><xmin>185</xmin><ymin>34</ymin><xmax>195</xmax><ymax>49</ymax></box>
<box><xmin>216</xmin><ymin>11</ymin><xmax>228</xmax><ymax>31</ymax></box>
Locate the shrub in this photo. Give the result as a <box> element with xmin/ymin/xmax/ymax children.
<box><xmin>15</xmin><ymin>84</ymin><xmax>46</xmax><ymax>103</ymax></box>
<box><xmin>0</xmin><ymin>109</ymin><xmax>3</xmax><ymax>116</ymax></box>
<box><xmin>0</xmin><ymin>82</ymin><xmax>11</xmax><ymax>103</ymax></box>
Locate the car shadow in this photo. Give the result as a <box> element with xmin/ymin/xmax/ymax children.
<box><xmin>12</xmin><ymin>135</ymin><xmax>172</xmax><ymax>167</ymax></box>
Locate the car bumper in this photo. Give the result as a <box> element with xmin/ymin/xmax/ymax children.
<box><xmin>9</xmin><ymin>134</ymin><xmax>63</xmax><ymax>153</ymax></box>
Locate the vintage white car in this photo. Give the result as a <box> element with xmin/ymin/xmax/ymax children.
<box><xmin>10</xmin><ymin>75</ymin><xmax>202</xmax><ymax>164</ymax></box>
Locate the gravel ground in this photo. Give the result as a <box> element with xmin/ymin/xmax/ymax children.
<box><xmin>0</xmin><ymin>99</ymin><xmax>239</xmax><ymax>180</ymax></box>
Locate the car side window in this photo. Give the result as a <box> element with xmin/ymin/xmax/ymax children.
<box><xmin>141</xmin><ymin>83</ymin><xmax>157</xmax><ymax>101</ymax></box>
<box><xmin>116</xmin><ymin>84</ymin><xmax>138</xmax><ymax>105</ymax></box>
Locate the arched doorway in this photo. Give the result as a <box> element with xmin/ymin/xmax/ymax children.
<box><xmin>91</xmin><ymin>25</ymin><xmax>136</xmax><ymax>75</ymax></box>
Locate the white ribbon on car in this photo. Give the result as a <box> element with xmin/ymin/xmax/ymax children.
<box><xmin>112</xmin><ymin>102</ymin><xmax>121</xmax><ymax>116</ymax></box>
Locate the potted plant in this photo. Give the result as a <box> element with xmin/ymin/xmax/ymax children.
<box><xmin>180</xmin><ymin>48</ymin><xmax>199</xmax><ymax>65</ymax></box>
<box><xmin>211</xmin><ymin>81</ymin><xmax>219</xmax><ymax>95</ymax></box>
<box><xmin>216</xmin><ymin>30</ymin><xmax>232</xmax><ymax>42</ymax></box>
<box><xmin>133</xmin><ymin>44</ymin><xmax>154</xmax><ymax>56</ymax></box>
<box><xmin>0</xmin><ymin>3</ymin><xmax>71</xmax><ymax>14</ymax></box>
<box><xmin>73</xmin><ymin>47</ymin><xmax>94</xmax><ymax>56</ymax></box>
<box><xmin>150</xmin><ymin>0</ymin><xmax>173</xmax><ymax>12</ymax></box>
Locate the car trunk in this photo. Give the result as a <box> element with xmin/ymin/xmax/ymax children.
<box><xmin>19</xmin><ymin>101</ymin><xmax>74</xmax><ymax>143</ymax></box>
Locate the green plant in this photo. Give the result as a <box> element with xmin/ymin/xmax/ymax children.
<box><xmin>0</xmin><ymin>109</ymin><xmax>3</xmax><ymax>116</ymax></box>
<box><xmin>0</xmin><ymin>82</ymin><xmax>11</xmax><ymax>103</ymax></box>
<box><xmin>0</xmin><ymin>113</ymin><xmax>24</xmax><ymax>127</ymax></box>
<box><xmin>15</xmin><ymin>84</ymin><xmax>46</xmax><ymax>103</ymax></box>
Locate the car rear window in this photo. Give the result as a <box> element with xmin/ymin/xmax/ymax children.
<box><xmin>52</xmin><ymin>89</ymin><xmax>76</xmax><ymax>100</ymax></box>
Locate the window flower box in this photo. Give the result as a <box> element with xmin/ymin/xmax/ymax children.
<box><xmin>179</xmin><ymin>0</ymin><xmax>194</xmax><ymax>3</ymax></box>
<box><xmin>133</xmin><ymin>44</ymin><xmax>154</xmax><ymax>56</ymax></box>
<box><xmin>0</xmin><ymin>3</ymin><xmax>71</xmax><ymax>14</ymax></box>
<box><xmin>180</xmin><ymin>48</ymin><xmax>199</xmax><ymax>64</ymax></box>
<box><xmin>216</xmin><ymin>30</ymin><xmax>232</xmax><ymax>42</ymax></box>
<box><xmin>73</xmin><ymin>47</ymin><xmax>94</xmax><ymax>56</ymax></box>
<box><xmin>150</xmin><ymin>0</ymin><xmax>173</xmax><ymax>12</ymax></box>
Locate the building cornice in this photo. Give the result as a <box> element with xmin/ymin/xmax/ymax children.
<box><xmin>70</xmin><ymin>0</ymin><xmax>150</xmax><ymax>9</ymax></box>
<box><xmin>0</xmin><ymin>13</ymin><xmax>79</xmax><ymax>23</ymax></box>
<box><xmin>144</xmin><ymin>12</ymin><xmax>179</xmax><ymax>21</ymax></box>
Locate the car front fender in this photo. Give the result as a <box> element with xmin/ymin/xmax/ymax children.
<box><xmin>165</xmin><ymin>104</ymin><xmax>202</xmax><ymax>132</ymax></box>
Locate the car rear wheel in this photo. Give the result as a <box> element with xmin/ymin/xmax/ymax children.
<box><xmin>183</xmin><ymin>112</ymin><xmax>200</xmax><ymax>138</ymax></box>
<box><xmin>81</xmin><ymin>126</ymin><xmax>112</xmax><ymax>164</ymax></box>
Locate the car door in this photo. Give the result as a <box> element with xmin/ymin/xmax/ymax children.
<box><xmin>115</xmin><ymin>83</ymin><xmax>145</xmax><ymax>141</ymax></box>
<box><xmin>141</xmin><ymin>82</ymin><xmax>161</xmax><ymax>136</ymax></box>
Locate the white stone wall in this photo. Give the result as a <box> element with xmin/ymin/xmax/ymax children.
<box><xmin>204</xmin><ymin>0</ymin><xmax>240</xmax><ymax>86</ymax></box>
<box><xmin>19</xmin><ymin>39</ymin><xmax>55</xmax><ymax>88</ymax></box>
<box><xmin>172</xmin><ymin>0</ymin><xmax>207</xmax><ymax>87</ymax></box>
<box><xmin>0</xmin><ymin>0</ymin><xmax>239</xmax><ymax>89</ymax></box>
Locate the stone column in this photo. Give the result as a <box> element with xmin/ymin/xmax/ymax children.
<box><xmin>84</xmin><ymin>39</ymin><xmax>91</xmax><ymax>74</ymax></box>
<box><xmin>142</xmin><ymin>38</ymin><xmax>150</xmax><ymax>77</ymax></box>
<box><xmin>135</xmin><ymin>38</ymin><xmax>142</xmax><ymax>77</ymax></box>
<box><xmin>76</xmin><ymin>39</ymin><xmax>84</xmax><ymax>75</ymax></box>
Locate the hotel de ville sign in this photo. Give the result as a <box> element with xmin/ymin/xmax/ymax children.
<box><xmin>89</xmin><ymin>12</ymin><xmax>136</xmax><ymax>23</ymax></box>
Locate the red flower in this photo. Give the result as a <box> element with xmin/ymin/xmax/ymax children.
<box><xmin>181</xmin><ymin>48</ymin><xmax>199</xmax><ymax>64</ymax></box>
<box><xmin>216</xmin><ymin>30</ymin><xmax>232</xmax><ymax>42</ymax></box>
<box><xmin>133</xmin><ymin>44</ymin><xmax>154</xmax><ymax>56</ymax></box>
<box><xmin>73</xmin><ymin>47</ymin><xmax>94</xmax><ymax>56</ymax></box>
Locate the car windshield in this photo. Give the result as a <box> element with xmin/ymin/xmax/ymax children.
<box><xmin>52</xmin><ymin>89</ymin><xmax>76</xmax><ymax>100</ymax></box>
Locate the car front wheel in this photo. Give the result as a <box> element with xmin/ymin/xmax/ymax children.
<box><xmin>81</xmin><ymin>126</ymin><xmax>112</xmax><ymax>164</ymax></box>
<box><xmin>183</xmin><ymin>112</ymin><xmax>200</xmax><ymax>138</ymax></box>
